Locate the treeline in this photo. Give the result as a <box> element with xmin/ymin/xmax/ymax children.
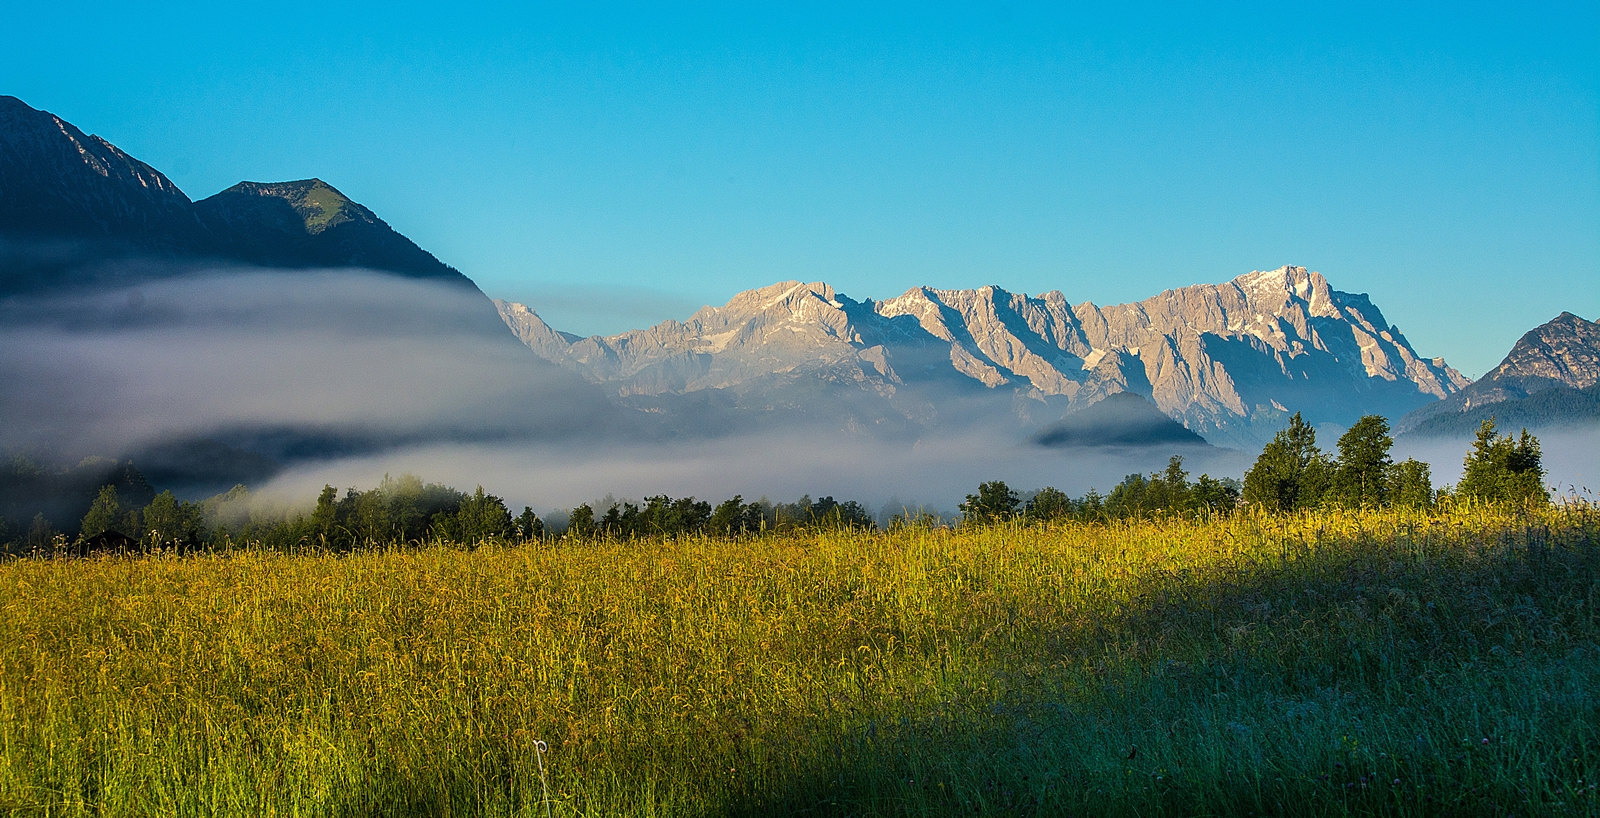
<box><xmin>0</xmin><ymin>413</ymin><xmax>1552</xmax><ymax>555</ymax></box>
<box><xmin>567</xmin><ymin>494</ymin><xmax>876</xmax><ymax>539</ymax></box>
<box><xmin>954</xmin><ymin>414</ymin><xmax>1547</xmax><ymax>527</ymax></box>
<box><xmin>0</xmin><ymin>473</ymin><xmax>535</xmax><ymax>555</ymax></box>
<box><xmin>1241</xmin><ymin>414</ymin><xmax>1545</xmax><ymax>510</ymax></box>
<box><xmin>0</xmin><ymin>469</ymin><xmax>885</xmax><ymax>554</ymax></box>
<box><xmin>954</xmin><ymin>456</ymin><xmax>1240</xmax><ymax>526</ymax></box>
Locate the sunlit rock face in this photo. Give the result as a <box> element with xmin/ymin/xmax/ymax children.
<box><xmin>1398</xmin><ymin>311</ymin><xmax>1600</xmax><ymax>437</ymax></box>
<box><xmin>500</xmin><ymin>266</ymin><xmax>1468</xmax><ymax>448</ymax></box>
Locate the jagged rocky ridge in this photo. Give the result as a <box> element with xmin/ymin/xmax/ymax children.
<box><xmin>499</xmin><ymin>267</ymin><xmax>1467</xmax><ymax>448</ymax></box>
<box><xmin>1398</xmin><ymin>311</ymin><xmax>1600</xmax><ymax>437</ymax></box>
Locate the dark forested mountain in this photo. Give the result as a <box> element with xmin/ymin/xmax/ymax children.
<box><xmin>1399</xmin><ymin>312</ymin><xmax>1600</xmax><ymax>437</ymax></box>
<box><xmin>500</xmin><ymin>268</ymin><xmax>1467</xmax><ymax>448</ymax></box>
<box><xmin>1035</xmin><ymin>392</ymin><xmax>1211</xmax><ymax>449</ymax></box>
<box><xmin>191</xmin><ymin>179</ymin><xmax>465</xmax><ymax>281</ymax></box>
<box><xmin>0</xmin><ymin>95</ymin><xmax>470</xmax><ymax>292</ymax></box>
<box><xmin>0</xmin><ymin>95</ymin><xmax>623</xmax><ymax>499</ymax></box>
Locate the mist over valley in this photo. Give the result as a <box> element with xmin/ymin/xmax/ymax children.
<box><xmin>1</xmin><ymin>93</ymin><xmax>1595</xmax><ymax>526</ymax></box>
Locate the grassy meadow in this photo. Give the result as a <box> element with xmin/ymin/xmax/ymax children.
<box><xmin>0</xmin><ymin>504</ymin><xmax>1597</xmax><ymax>816</ymax></box>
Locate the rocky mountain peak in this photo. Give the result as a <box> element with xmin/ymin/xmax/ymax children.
<box><xmin>501</xmin><ymin>266</ymin><xmax>1468</xmax><ymax>447</ymax></box>
<box><xmin>1484</xmin><ymin>311</ymin><xmax>1600</xmax><ymax>390</ymax></box>
<box><xmin>213</xmin><ymin>179</ymin><xmax>375</xmax><ymax>235</ymax></box>
<box><xmin>1397</xmin><ymin>311</ymin><xmax>1599</xmax><ymax>436</ymax></box>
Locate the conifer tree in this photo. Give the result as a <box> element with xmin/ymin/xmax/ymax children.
<box><xmin>1457</xmin><ymin>419</ymin><xmax>1546</xmax><ymax>504</ymax></box>
<box><xmin>1243</xmin><ymin>413</ymin><xmax>1332</xmax><ymax>511</ymax></box>
<box><xmin>515</xmin><ymin>507</ymin><xmax>544</xmax><ymax>541</ymax></box>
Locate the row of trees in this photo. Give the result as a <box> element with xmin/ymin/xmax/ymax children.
<box><xmin>954</xmin><ymin>414</ymin><xmax>1546</xmax><ymax>528</ymax></box>
<box><xmin>5</xmin><ymin>413</ymin><xmax>1551</xmax><ymax>553</ymax></box>
<box><xmin>957</xmin><ymin>456</ymin><xmax>1241</xmax><ymax>526</ymax></box>
<box><xmin>567</xmin><ymin>494</ymin><xmax>876</xmax><ymax>539</ymax></box>
<box><xmin>18</xmin><ymin>476</ymin><xmax>883</xmax><ymax>553</ymax></box>
<box><xmin>1242</xmin><ymin>414</ymin><xmax>1543</xmax><ymax>511</ymax></box>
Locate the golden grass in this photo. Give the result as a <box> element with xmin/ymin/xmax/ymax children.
<box><xmin>1</xmin><ymin>504</ymin><xmax>1596</xmax><ymax>816</ymax></box>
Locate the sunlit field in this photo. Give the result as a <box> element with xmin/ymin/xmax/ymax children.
<box><xmin>1</xmin><ymin>504</ymin><xmax>1596</xmax><ymax>817</ymax></box>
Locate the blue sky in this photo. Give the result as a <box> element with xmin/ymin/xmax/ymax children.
<box><xmin>6</xmin><ymin>2</ymin><xmax>1596</xmax><ymax>377</ymax></box>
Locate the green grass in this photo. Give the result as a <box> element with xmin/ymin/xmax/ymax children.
<box><xmin>1</xmin><ymin>505</ymin><xmax>1597</xmax><ymax>816</ymax></box>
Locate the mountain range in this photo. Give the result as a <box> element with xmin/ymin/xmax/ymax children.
<box><xmin>3</xmin><ymin>93</ymin><xmax>1591</xmax><ymax>486</ymax></box>
<box><xmin>498</xmin><ymin>267</ymin><xmax>1468</xmax><ymax>449</ymax></box>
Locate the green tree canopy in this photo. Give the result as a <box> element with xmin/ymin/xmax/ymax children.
<box><xmin>438</xmin><ymin>486</ymin><xmax>514</xmax><ymax>544</ymax></box>
<box><xmin>1331</xmin><ymin>415</ymin><xmax>1394</xmax><ymax>508</ymax></box>
<box><xmin>1243</xmin><ymin>413</ymin><xmax>1332</xmax><ymax>511</ymax></box>
<box><xmin>79</xmin><ymin>485</ymin><xmax>123</xmax><ymax>539</ymax></box>
<box><xmin>567</xmin><ymin>503</ymin><xmax>596</xmax><ymax>538</ymax></box>
<box><xmin>1456</xmin><ymin>419</ymin><xmax>1546</xmax><ymax>505</ymax></box>
<box><xmin>708</xmin><ymin>496</ymin><xmax>765</xmax><ymax>536</ymax></box>
<box><xmin>514</xmin><ymin>507</ymin><xmax>544</xmax><ymax>541</ymax></box>
<box><xmin>141</xmin><ymin>490</ymin><xmax>204</xmax><ymax>549</ymax></box>
<box><xmin>1388</xmin><ymin>458</ymin><xmax>1435</xmax><ymax>508</ymax></box>
<box><xmin>960</xmin><ymin>481</ymin><xmax>1020</xmax><ymax>524</ymax></box>
<box><xmin>1023</xmin><ymin>487</ymin><xmax>1073</xmax><ymax>522</ymax></box>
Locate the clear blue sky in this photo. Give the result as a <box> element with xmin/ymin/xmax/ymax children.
<box><xmin>6</xmin><ymin>2</ymin><xmax>1596</xmax><ymax>377</ymax></box>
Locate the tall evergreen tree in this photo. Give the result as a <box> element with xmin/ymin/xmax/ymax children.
<box><xmin>1331</xmin><ymin>415</ymin><xmax>1394</xmax><ymax>508</ymax></box>
<box><xmin>1243</xmin><ymin>413</ymin><xmax>1332</xmax><ymax>511</ymax></box>
<box><xmin>515</xmin><ymin>507</ymin><xmax>544</xmax><ymax>541</ymax></box>
<box><xmin>1457</xmin><ymin>420</ymin><xmax>1546</xmax><ymax>504</ymax></box>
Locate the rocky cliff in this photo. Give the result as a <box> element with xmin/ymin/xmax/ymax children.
<box><xmin>499</xmin><ymin>266</ymin><xmax>1467</xmax><ymax>447</ymax></box>
<box><xmin>1398</xmin><ymin>311</ymin><xmax>1600</xmax><ymax>436</ymax></box>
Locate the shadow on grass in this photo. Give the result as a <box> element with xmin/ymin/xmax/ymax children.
<box><xmin>724</xmin><ymin>513</ymin><xmax>1600</xmax><ymax>817</ymax></box>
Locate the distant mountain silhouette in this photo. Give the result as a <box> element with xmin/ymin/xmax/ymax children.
<box><xmin>192</xmin><ymin>179</ymin><xmax>467</xmax><ymax>281</ymax></box>
<box><xmin>0</xmin><ymin>95</ymin><xmax>471</xmax><ymax>292</ymax></box>
<box><xmin>1034</xmin><ymin>392</ymin><xmax>1211</xmax><ymax>448</ymax></box>
<box><xmin>0</xmin><ymin>95</ymin><xmax>625</xmax><ymax>497</ymax></box>
<box><xmin>1399</xmin><ymin>312</ymin><xmax>1600</xmax><ymax>437</ymax></box>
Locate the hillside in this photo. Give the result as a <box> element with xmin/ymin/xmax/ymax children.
<box><xmin>0</xmin><ymin>96</ymin><xmax>621</xmax><ymax>493</ymax></box>
<box><xmin>1399</xmin><ymin>311</ymin><xmax>1600</xmax><ymax>436</ymax></box>
<box><xmin>0</xmin><ymin>95</ymin><xmax>472</xmax><ymax>292</ymax></box>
